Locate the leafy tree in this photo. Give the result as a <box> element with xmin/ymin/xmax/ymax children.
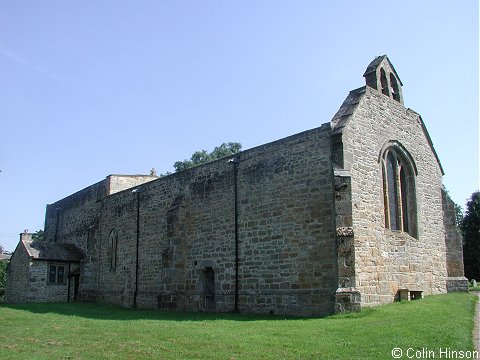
<box><xmin>455</xmin><ymin>203</ymin><xmax>464</xmax><ymax>227</ymax></box>
<box><xmin>173</xmin><ymin>142</ymin><xmax>242</xmax><ymax>172</ymax></box>
<box><xmin>0</xmin><ymin>261</ymin><xmax>7</xmax><ymax>302</ymax></box>
<box><xmin>461</xmin><ymin>191</ymin><xmax>480</xmax><ymax>280</ymax></box>
<box><xmin>210</xmin><ymin>142</ymin><xmax>242</xmax><ymax>159</ymax></box>
<box><xmin>32</xmin><ymin>229</ymin><xmax>44</xmax><ymax>242</ymax></box>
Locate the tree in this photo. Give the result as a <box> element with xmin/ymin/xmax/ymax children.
<box><xmin>32</xmin><ymin>229</ymin><xmax>44</xmax><ymax>242</ymax></box>
<box><xmin>0</xmin><ymin>261</ymin><xmax>6</xmax><ymax>302</ymax></box>
<box><xmin>455</xmin><ymin>203</ymin><xmax>464</xmax><ymax>227</ymax></box>
<box><xmin>461</xmin><ymin>191</ymin><xmax>480</xmax><ymax>280</ymax></box>
<box><xmin>173</xmin><ymin>142</ymin><xmax>242</xmax><ymax>172</ymax></box>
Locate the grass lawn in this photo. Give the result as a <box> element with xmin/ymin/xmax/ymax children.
<box><xmin>0</xmin><ymin>293</ymin><xmax>476</xmax><ymax>359</ymax></box>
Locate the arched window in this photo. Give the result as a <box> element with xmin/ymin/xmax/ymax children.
<box><xmin>381</xmin><ymin>145</ymin><xmax>418</xmax><ymax>238</ymax></box>
<box><xmin>390</xmin><ymin>73</ymin><xmax>400</xmax><ymax>102</ymax></box>
<box><xmin>380</xmin><ymin>68</ymin><xmax>390</xmax><ymax>96</ymax></box>
<box><xmin>109</xmin><ymin>229</ymin><xmax>118</xmax><ymax>270</ymax></box>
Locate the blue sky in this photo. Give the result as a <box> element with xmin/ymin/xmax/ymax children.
<box><xmin>0</xmin><ymin>1</ymin><xmax>478</xmax><ymax>251</ymax></box>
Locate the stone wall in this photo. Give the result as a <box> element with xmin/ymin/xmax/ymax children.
<box><xmin>236</xmin><ymin>126</ymin><xmax>336</xmax><ymax>315</ymax></box>
<box><xmin>43</xmin><ymin>179</ymin><xmax>106</xmax><ymax>300</ymax></box>
<box><xmin>44</xmin><ymin>179</ymin><xmax>107</xmax><ymax>249</ymax></box>
<box><xmin>4</xmin><ymin>242</ymin><xmax>30</xmax><ymax>303</ymax></box>
<box><xmin>107</xmin><ymin>175</ymin><xmax>158</xmax><ymax>195</ymax></box>
<box><xmin>341</xmin><ymin>86</ymin><xmax>448</xmax><ymax>306</ymax></box>
<box><xmin>442</xmin><ymin>189</ymin><xmax>468</xmax><ymax>292</ymax></box>
<box><xmin>5</xmin><ymin>244</ymin><xmax>70</xmax><ymax>303</ymax></box>
<box><xmin>43</xmin><ymin>175</ymin><xmax>157</xmax><ymax>301</ymax></box>
<box><xmin>44</xmin><ymin>175</ymin><xmax>157</xmax><ymax>249</ymax></box>
<box><xmin>27</xmin><ymin>261</ymin><xmax>69</xmax><ymax>302</ymax></box>
<box><xmin>90</xmin><ymin>126</ymin><xmax>337</xmax><ymax>316</ymax></box>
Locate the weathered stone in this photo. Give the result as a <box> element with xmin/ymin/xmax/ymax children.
<box><xmin>5</xmin><ymin>55</ymin><xmax>467</xmax><ymax>316</ymax></box>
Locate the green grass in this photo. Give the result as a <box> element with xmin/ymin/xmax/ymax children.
<box><xmin>0</xmin><ymin>293</ymin><xmax>476</xmax><ymax>359</ymax></box>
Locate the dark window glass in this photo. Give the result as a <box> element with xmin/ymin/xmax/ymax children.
<box><xmin>380</xmin><ymin>68</ymin><xmax>390</xmax><ymax>96</ymax></box>
<box><xmin>400</xmin><ymin>167</ymin><xmax>409</xmax><ymax>232</ymax></box>
<box><xmin>111</xmin><ymin>238</ymin><xmax>117</xmax><ymax>269</ymax></box>
<box><xmin>382</xmin><ymin>165</ymin><xmax>389</xmax><ymax>227</ymax></box>
<box><xmin>49</xmin><ymin>266</ymin><xmax>57</xmax><ymax>283</ymax></box>
<box><xmin>57</xmin><ymin>266</ymin><xmax>64</xmax><ymax>284</ymax></box>
<box><xmin>386</xmin><ymin>152</ymin><xmax>399</xmax><ymax>230</ymax></box>
<box><xmin>390</xmin><ymin>73</ymin><xmax>400</xmax><ymax>101</ymax></box>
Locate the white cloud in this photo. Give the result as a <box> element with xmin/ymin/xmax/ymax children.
<box><xmin>0</xmin><ymin>45</ymin><xmax>67</xmax><ymax>84</ymax></box>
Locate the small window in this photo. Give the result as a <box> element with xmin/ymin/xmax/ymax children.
<box><xmin>380</xmin><ymin>68</ymin><xmax>390</xmax><ymax>96</ymax></box>
<box><xmin>390</xmin><ymin>73</ymin><xmax>401</xmax><ymax>102</ymax></box>
<box><xmin>48</xmin><ymin>264</ymin><xmax>66</xmax><ymax>285</ymax></box>
<box><xmin>109</xmin><ymin>229</ymin><xmax>118</xmax><ymax>270</ymax></box>
<box><xmin>410</xmin><ymin>291</ymin><xmax>423</xmax><ymax>300</ymax></box>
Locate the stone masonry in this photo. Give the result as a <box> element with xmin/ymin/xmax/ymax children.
<box><xmin>5</xmin><ymin>55</ymin><xmax>468</xmax><ymax>315</ymax></box>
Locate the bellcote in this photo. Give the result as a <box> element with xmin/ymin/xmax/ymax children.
<box><xmin>363</xmin><ymin>55</ymin><xmax>404</xmax><ymax>104</ymax></box>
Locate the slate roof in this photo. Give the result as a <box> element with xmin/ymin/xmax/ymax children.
<box><xmin>330</xmin><ymin>86</ymin><xmax>366</xmax><ymax>134</ymax></box>
<box><xmin>363</xmin><ymin>55</ymin><xmax>403</xmax><ymax>86</ymax></box>
<box><xmin>22</xmin><ymin>239</ymin><xmax>85</xmax><ymax>262</ymax></box>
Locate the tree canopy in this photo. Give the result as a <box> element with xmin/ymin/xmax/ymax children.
<box><xmin>173</xmin><ymin>142</ymin><xmax>242</xmax><ymax>172</ymax></box>
<box><xmin>0</xmin><ymin>261</ymin><xmax>6</xmax><ymax>302</ymax></box>
<box><xmin>32</xmin><ymin>229</ymin><xmax>44</xmax><ymax>242</ymax></box>
<box><xmin>461</xmin><ymin>191</ymin><xmax>480</xmax><ymax>280</ymax></box>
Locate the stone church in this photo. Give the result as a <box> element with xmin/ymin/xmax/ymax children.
<box><xmin>5</xmin><ymin>56</ymin><xmax>467</xmax><ymax>316</ymax></box>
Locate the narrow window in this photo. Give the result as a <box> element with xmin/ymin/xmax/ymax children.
<box><xmin>390</xmin><ymin>73</ymin><xmax>400</xmax><ymax>102</ymax></box>
<box><xmin>87</xmin><ymin>225</ymin><xmax>97</xmax><ymax>251</ymax></box>
<box><xmin>400</xmin><ymin>167</ymin><xmax>409</xmax><ymax>233</ymax></box>
<box><xmin>49</xmin><ymin>265</ymin><xmax>57</xmax><ymax>283</ymax></box>
<box><xmin>57</xmin><ymin>266</ymin><xmax>65</xmax><ymax>284</ymax></box>
<box><xmin>109</xmin><ymin>229</ymin><xmax>118</xmax><ymax>270</ymax></box>
<box><xmin>380</xmin><ymin>68</ymin><xmax>390</xmax><ymax>96</ymax></box>
<box><xmin>386</xmin><ymin>152</ymin><xmax>399</xmax><ymax>230</ymax></box>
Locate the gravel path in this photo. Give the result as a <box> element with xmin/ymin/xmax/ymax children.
<box><xmin>474</xmin><ymin>292</ymin><xmax>480</xmax><ymax>352</ymax></box>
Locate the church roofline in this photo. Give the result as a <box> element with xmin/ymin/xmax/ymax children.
<box><xmin>21</xmin><ymin>238</ymin><xmax>85</xmax><ymax>262</ymax></box>
<box><xmin>363</xmin><ymin>55</ymin><xmax>403</xmax><ymax>86</ymax></box>
<box><xmin>407</xmin><ymin>109</ymin><xmax>445</xmax><ymax>176</ymax></box>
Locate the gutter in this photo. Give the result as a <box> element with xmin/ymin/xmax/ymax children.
<box><xmin>229</xmin><ymin>157</ymin><xmax>240</xmax><ymax>312</ymax></box>
<box><xmin>132</xmin><ymin>188</ymin><xmax>143</xmax><ymax>308</ymax></box>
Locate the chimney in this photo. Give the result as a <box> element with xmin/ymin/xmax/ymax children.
<box><xmin>20</xmin><ymin>230</ymin><xmax>32</xmax><ymax>243</ymax></box>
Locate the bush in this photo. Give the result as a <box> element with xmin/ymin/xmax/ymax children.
<box><xmin>0</xmin><ymin>261</ymin><xmax>7</xmax><ymax>302</ymax></box>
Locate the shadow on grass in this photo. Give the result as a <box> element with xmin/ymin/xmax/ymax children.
<box><xmin>0</xmin><ymin>301</ymin><xmax>309</xmax><ymax>322</ymax></box>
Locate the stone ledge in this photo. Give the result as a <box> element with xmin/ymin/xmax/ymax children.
<box><xmin>335</xmin><ymin>287</ymin><xmax>361</xmax><ymax>313</ymax></box>
<box><xmin>446</xmin><ymin>277</ymin><xmax>469</xmax><ymax>293</ymax></box>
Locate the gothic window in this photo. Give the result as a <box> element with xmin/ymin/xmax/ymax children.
<box><xmin>87</xmin><ymin>225</ymin><xmax>97</xmax><ymax>251</ymax></box>
<box><xmin>109</xmin><ymin>229</ymin><xmax>118</xmax><ymax>270</ymax></box>
<box><xmin>381</xmin><ymin>145</ymin><xmax>418</xmax><ymax>238</ymax></box>
<box><xmin>380</xmin><ymin>68</ymin><xmax>390</xmax><ymax>96</ymax></box>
